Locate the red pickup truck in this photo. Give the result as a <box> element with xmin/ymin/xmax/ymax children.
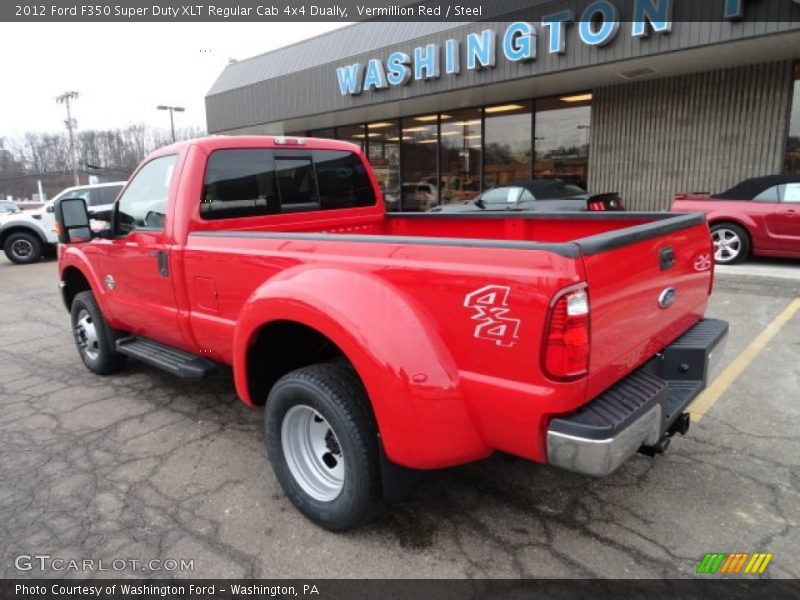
<box><xmin>55</xmin><ymin>136</ymin><xmax>728</xmax><ymax>531</ymax></box>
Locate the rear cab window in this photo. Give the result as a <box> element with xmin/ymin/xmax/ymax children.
<box><xmin>200</xmin><ymin>148</ymin><xmax>376</xmax><ymax>220</ymax></box>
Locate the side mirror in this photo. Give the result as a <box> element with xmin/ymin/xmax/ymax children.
<box><xmin>46</xmin><ymin>204</ymin><xmax>55</xmax><ymax>213</ymax></box>
<box><xmin>55</xmin><ymin>197</ymin><xmax>92</xmax><ymax>243</ymax></box>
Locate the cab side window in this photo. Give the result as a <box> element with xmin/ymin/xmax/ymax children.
<box><xmin>754</xmin><ymin>186</ymin><xmax>781</xmax><ymax>202</ymax></box>
<box><xmin>482</xmin><ymin>187</ymin><xmax>522</xmax><ymax>206</ymax></box>
<box><xmin>92</xmin><ymin>185</ymin><xmax>123</xmax><ymax>207</ymax></box>
<box><xmin>117</xmin><ymin>155</ymin><xmax>177</xmax><ymax>234</ymax></box>
<box><xmin>782</xmin><ymin>183</ymin><xmax>800</xmax><ymax>203</ymax></box>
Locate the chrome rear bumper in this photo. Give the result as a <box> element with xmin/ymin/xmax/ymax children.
<box><xmin>547</xmin><ymin>318</ymin><xmax>729</xmax><ymax>477</ymax></box>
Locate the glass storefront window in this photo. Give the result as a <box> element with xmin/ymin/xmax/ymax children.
<box><xmin>483</xmin><ymin>102</ymin><xmax>532</xmax><ymax>189</ymax></box>
<box><xmin>308</xmin><ymin>127</ymin><xmax>335</xmax><ymax>139</ymax></box>
<box><xmin>337</xmin><ymin>124</ymin><xmax>367</xmax><ymax>152</ymax></box>
<box><xmin>786</xmin><ymin>63</ymin><xmax>800</xmax><ymax>174</ymax></box>
<box><xmin>439</xmin><ymin>109</ymin><xmax>482</xmax><ymax>204</ymax></box>
<box><xmin>366</xmin><ymin>121</ymin><xmax>401</xmax><ymax>209</ymax></box>
<box><xmin>401</xmin><ymin>115</ymin><xmax>439</xmax><ymax>211</ymax></box>
<box><xmin>300</xmin><ymin>92</ymin><xmax>593</xmax><ymax>210</ymax></box>
<box><xmin>535</xmin><ymin>94</ymin><xmax>592</xmax><ymax>190</ymax></box>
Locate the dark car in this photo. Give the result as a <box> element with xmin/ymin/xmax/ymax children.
<box><xmin>429</xmin><ymin>179</ymin><xmax>623</xmax><ymax>213</ymax></box>
<box><xmin>672</xmin><ymin>175</ymin><xmax>800</xmax><ymax>264</ymax></box>
<box><xmin>0</xmin><ymin>200</ymin><xmax>21</xmax><ymax>215</ymax></box>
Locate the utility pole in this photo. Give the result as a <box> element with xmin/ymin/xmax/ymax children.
<box><xmin>156</xmin><ymin>105</ymin><xmax>185</xmax><ymax>142</ymax></box>
<box><xmin>56</xmin><ymin>91</ymin><xmax>80</xmax><ymax>186</ymax></box>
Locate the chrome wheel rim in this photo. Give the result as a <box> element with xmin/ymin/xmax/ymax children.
<box><xmin>712</xmin><ymin>228</ymin><xmax>742</xmax><ymax>263</ymax></box>
<box><xmin>281</xmin><ymin>405</ymin><xmax>344</xmax><ymax>502</ymax></box>
<box><xmin>75</xmin><ymin>309</ymin><xmax>100</xmax><ymax>361</ymax></box>
<box><xmin>11</xmin><ymin>238</ymin><xmax>34</xmax><ymax>260</ymax></box>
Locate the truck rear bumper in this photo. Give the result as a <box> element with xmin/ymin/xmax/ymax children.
<box><xmin>546</xmin><ymin>318</ymin><xmax>728</xmax><ymax>477</ymax></box>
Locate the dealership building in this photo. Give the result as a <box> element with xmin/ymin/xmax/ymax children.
<box><xmin>205</xmin><ymin>2</ymin><xmax>800</xmax><ymax>211</ymax></box>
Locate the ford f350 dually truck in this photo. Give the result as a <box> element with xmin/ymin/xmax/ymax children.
<box><xmin>55</xmin><ymin>136</ymin><xmax>728</xmax><ymax>531</ymax></box>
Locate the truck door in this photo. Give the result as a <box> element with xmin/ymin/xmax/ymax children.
<box><xmin>99</xmin><ymin>154</ymin><xmax>186</xmax><ymax>349</ymax></box>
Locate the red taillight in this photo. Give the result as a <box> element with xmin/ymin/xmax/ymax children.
<box><xmin>543</xmin><ymin>287</ymin><xmax>590</xmax><ymax>380</ymax></box>
<box><xmin>588</xmin><ymin>200</ymin><xmax>605</xmax><ymax>211</ymax></box>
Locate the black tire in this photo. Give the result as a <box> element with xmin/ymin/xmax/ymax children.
<box><xmin>710</xmin><ymin>222</ymin><xmax>750</xmax><ymax>265</ymax></box>
<box><xmin>4</xmin><ymin>231</ymin><xmax>42</xmax><ymax>264</ymax></box>
<box><xmin>70</xmin><ymin>291</ymin><xmax>126</xmax><ymax>375</ymax></box>
<box><xmin>265</xmin><ymin>363</ymin><xmax>382</xmax><ymax>531</ymax></box>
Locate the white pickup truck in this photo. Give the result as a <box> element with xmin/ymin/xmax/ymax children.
<box><xmin>0</xmin><ymin>181</ymin><xmax>124</xmax><ymax>264</ymax></box>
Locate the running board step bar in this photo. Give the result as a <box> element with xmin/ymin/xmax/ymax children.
<box><xmin>115</xmin><ymin>336</ymin><xmax>217</xmax><ymax>379</ymax></box>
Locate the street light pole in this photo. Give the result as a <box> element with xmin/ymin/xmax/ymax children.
<box><xmin>156</xmin><ymin>105</ymin><xmax>185</xmax><ymax>142</ymax></box>
<box><xmin>56</xmin><ymin>91</ymin><xmax>80</xmax><ymax>186</ymax></box>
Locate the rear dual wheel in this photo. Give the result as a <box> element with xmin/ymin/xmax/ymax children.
<box><xmin>264</xmin><ymin>364</ymin><xmax>383</xmax><ymax>531</ymax></box>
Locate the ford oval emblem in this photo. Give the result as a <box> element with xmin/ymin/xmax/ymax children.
<box><xmin>658</xmin><ymin>287</ymin><xmax>676</xmax><ymax>309</ymax></box>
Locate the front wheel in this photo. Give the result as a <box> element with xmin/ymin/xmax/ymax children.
<box><xmin>70</xmin><ymin>291</ymin><xmax>126</xmax><ymax>375</ymax></box>
<box><xmin>265</xmin><ymin>364</ymin><xmax>382</xmax><ymax>531</ymax></box>
<box><xmin>711</xmin><ymin>223</ymin><xmax>750</xmax><ymax>265</ymax></box>
<box><xmin>4</xmin><ymin>231</ymin><xmax>42</xmax><ymax>264</ymax></box>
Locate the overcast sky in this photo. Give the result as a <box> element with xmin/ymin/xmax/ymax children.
<box><xmin>0</xmin><ymin>23</ymin><xmax>347</xmax><ymax>139</ymax></box>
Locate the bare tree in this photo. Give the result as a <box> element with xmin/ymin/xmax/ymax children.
<box><xmin>0</xmin><ymin>124</ymin><xmax>205</xmax><ymax>200</ymax></box>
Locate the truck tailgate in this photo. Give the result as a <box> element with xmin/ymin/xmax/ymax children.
<box><xmin>578</xmin><ymin>217</ymin><xmax>714</xmax><ymax>401</ymax></box>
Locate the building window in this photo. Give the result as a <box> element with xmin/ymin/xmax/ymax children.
<box><xmin>786</xmin><ymin>63</ymin><xmax>800</xmax><ymax>175</ymax></box>
<box><xmin>400</xmin><ymin>115</ymin><xmax>438</xmax><ymax>211</ymax></box>
<box><xmin>366</xmin><ymin>121</ymin><xmax>401</xmax><ymax>210</ymax></box>
<box><xmin>440</xmin><ymin>109</ymin><xmax>482</xmax><ymax>204</ymax></box>
<box><xmin>309</xmin><ymin>127</ymin><xmax>336</xmax><ymax>139</ymax></box>
<box><xmin>484</xmin><ymin>102</ymin><xmax>532</xmax><ymax>189</ymax></box>
<box><xmin>535</xmin><ymin>94</ymin><xmax>592</xmax><ymax>190</ymax></box>
<box><xmin>337</xmin><ymin>124</ymin><xmax>367</xmax><ymax>152</ymax></box>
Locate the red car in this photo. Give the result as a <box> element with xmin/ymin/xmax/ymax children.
<box><xmin>54</xmin><ymin>136</ymin><xmax>726</xmax><ymax>530</ymax></box>
<box><xmin>672</xmin><ymin>175</ymin><xmax>800</xmax><ymax>264</ymax></box>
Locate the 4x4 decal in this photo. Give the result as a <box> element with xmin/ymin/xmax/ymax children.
<box><xmin>463</xmin><ymin>285</ymin><xmax>521</xmax><ymax>348</ymax></box>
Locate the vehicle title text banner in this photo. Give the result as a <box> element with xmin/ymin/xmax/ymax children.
<box><xmin>5</xmin><ymin>0</ymin><xmax>800</xmax><ymax>22</ymax></box>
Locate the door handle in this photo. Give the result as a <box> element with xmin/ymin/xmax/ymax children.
<box><xmin>659</xmin><ymin>246</ymin><xmax>675</xmax><ymax>270</ymax></box>
<box><xmin>148</xmin><ymin>250</ymin><xmax>169</xmax><ymax>277</ymax></box>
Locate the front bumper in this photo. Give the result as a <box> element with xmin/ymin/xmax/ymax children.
<box><xmin>547</xmin><ymin>318</ymin><xmax>729</xmax><ymax>477</ymax></box>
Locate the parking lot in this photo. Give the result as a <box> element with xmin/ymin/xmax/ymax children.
<box><xmin>1</xmin><ymin>256</ymin><xmax>798</xmax><ymax>579</ymax></box>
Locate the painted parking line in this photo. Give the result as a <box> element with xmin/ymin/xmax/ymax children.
<box><xmin>689</xmin><ymin>298</ymin><xmax>800</xmax><ymax>423</ymax></box>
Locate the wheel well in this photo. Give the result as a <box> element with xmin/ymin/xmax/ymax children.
<box><xmin>246</xmin><ymin>321</ymin><xmax>351</xmax><ymax>406</ymax></box>
<box><xmin>62</xmin><ymin>266</ymin><xmax>92</xmax><ymax>311</ymax></box>
<box><xmin>0</xmin><ymin>225</ymin><xmax>47</xmax><ymax>247</ymax></box>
